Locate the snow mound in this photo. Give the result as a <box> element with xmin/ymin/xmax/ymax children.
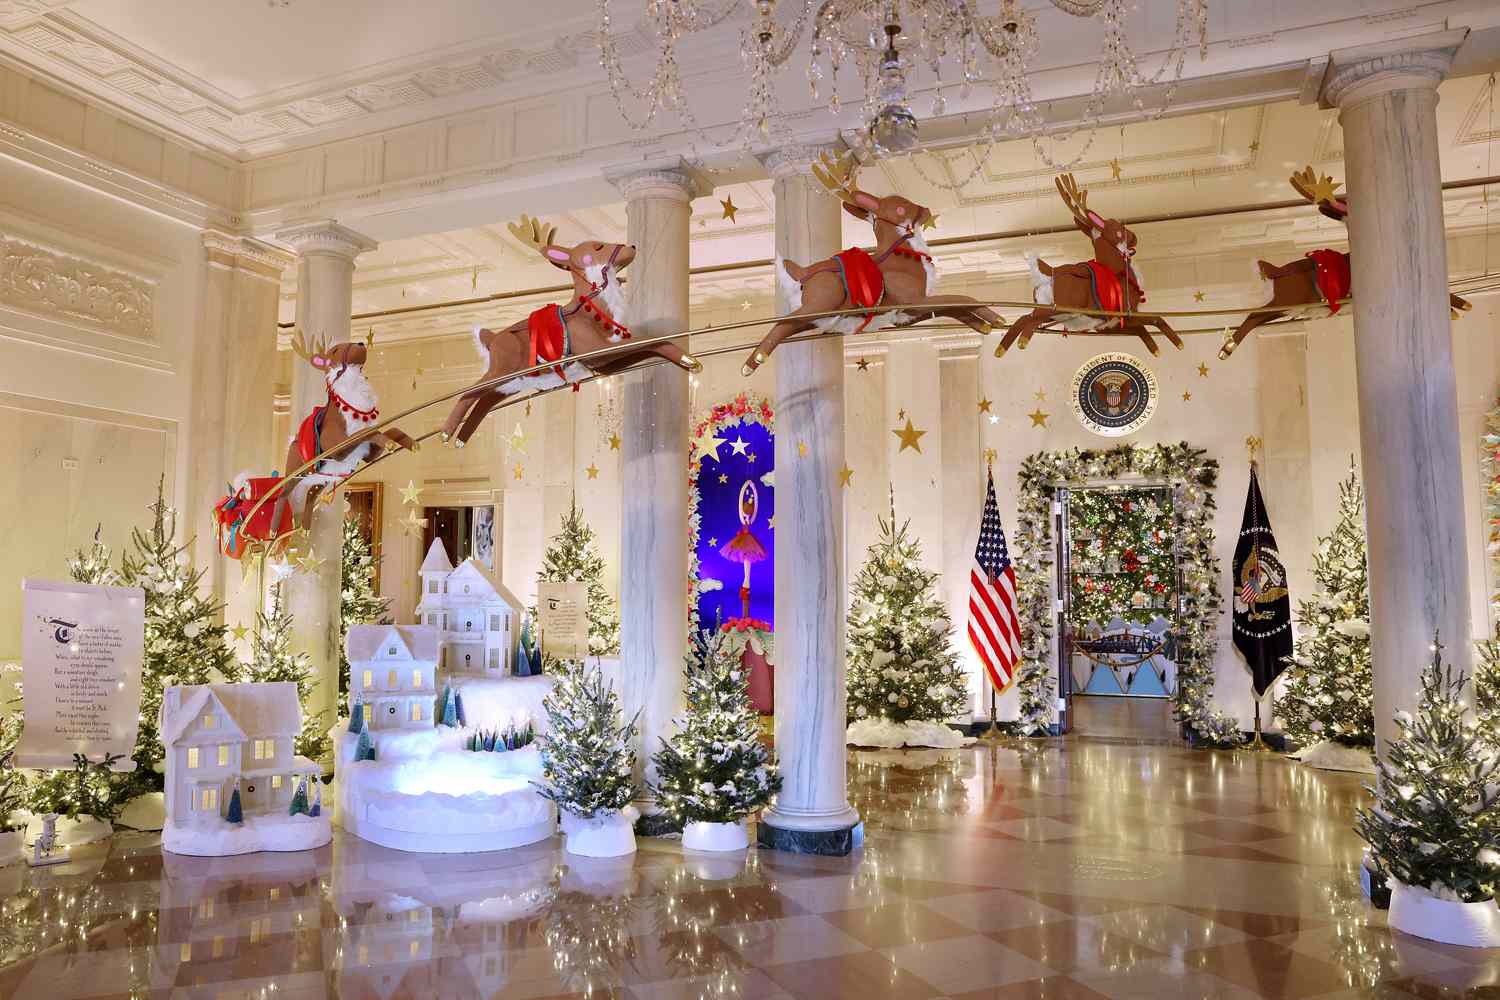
<box><xmin>1288</xmin><ymin>740</ymin><xmax>1376</xmax><ymax>774</ymax></box>
<box><xmin>116</xmin><ymin>792</ymin><xmax>165</xmax><ymax>831</ymax></box>
<box><xmin>0</xmin><ymin>831</ymin><xmax>22</xmax><ymax>868</ymax></box>
<box><xmin>847</xmin><ymin>718</ymin><xmax>974</xmax><ymax>749</ymax></box>
<box><xmin>448</xmin><ymin>661</ymin><xmax>624</xmax><ymax>733</ymax></box>
<box><xmin>21</xmin><ymin>813</ymin><xmax>113</xmax><ymax>847</ymax></box>
<box><xmin>162</xmin><ymin>812</ymin><xmax>331</xmax><ymax>857</ymax></box>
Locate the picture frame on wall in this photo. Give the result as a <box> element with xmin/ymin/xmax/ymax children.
<box><xmin>343</xmin><ymin>483</ymin><xmax>385</xmax><ymax>592</ymax></box>
<box><xmin>472</xmin><ymin>504</ymin><xmax>496</xmax><ymax>570</ymax></box>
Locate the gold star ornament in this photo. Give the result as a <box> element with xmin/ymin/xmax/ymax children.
<box><xmin>893</xmin><ymin>417</ymin><xmax>927</xmax><ymax>453</ymax></box>
<box><xmin>1182</xmin><ymin>390</ymin><xmax>1192</xmax><ymax>402</ymax></box>
<box><xmin>797</xmin><ymin>440</ymin><xmax>809</xmax><ymax>458</ymax></box>
<box><xmin>609</xmin><ymin>433</ymin><xmax>621</xmax><ymax>451</ymax></box>
<box><xmin>400</xmin><ymin>509</ymin><xmax>428</xmax><ymax>536</ymax></box>
<box><xmin>297</xmin><ymin>549</ymin><xmax>326</xmax><ymax>575</ymax></box>
<box><xmin>720</xmin><ymin>195</ymin><xmax>738</xmax><ymax>223</ymax></box>
<box><xmin>1197</xmin><ymin>362</ymin><xmax>1210</xmax><ymax>377</ymax></box>
<box><xmin>585</xmin><ymin>463</ymin><xmax>599</xmax><ymax>480</ymax></box>
<box><xmin>1034</xmin><ymin>388</ymin><xmax>1047</xmax><ymax>401</ymax></box>
<box><xmin>856</xmin><ymin>357</ymin><xmax>871</xmax><ymax>372</ymax></box>
<box><xmin>513</xmin><ymin>462</ymin><xmax>525</xmax><ymax>480</ymax></box>
<box><xmin>1109</xmin><ymin>158</ymin><xmax>1122</xmax><ymax>180</ymax></box>
<box><xmin>1028</xmin><ymin>407</ymin><xmax>1050</xmax><ymax>427</ymax></box>
<box><xmin>230</xmin><ymin>624</ymin><xmax>249</xmax><ymax>642</ymax></box>
<box><xmin>977</xmin><ymin>397</ymin><xmax>992</xmax><ymax>414</ymax></box>
<box><xmin>839</xmin><ymin>464</ymin><xmax>854</xmax><ymax>487</ymax></box>
<box><xmin>1193</xmin><ymin>290</ymin><xmax>1206</xmax><ymax>303</ymax></box>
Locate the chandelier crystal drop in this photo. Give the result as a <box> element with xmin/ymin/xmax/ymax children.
<box><xmin>598</xmin><ymin>0</ymin><xmax>1210</xmax><ymax>165</ymax></box>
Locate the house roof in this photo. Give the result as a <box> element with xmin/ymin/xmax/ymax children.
<box><xmin>420</xmin><ymin>537</ymin><xmax>454</xmax><ymax>574</ymax></box>
<box><xmin>448</xmin><ymin>558</ymin><xmax>523</xmax><ymax>610</ymax></box>
<box><xmin>160</xmin><ymin>682</ymin><xmax>302</xmax><ymax>747</ymax></box>
<box><xmin>346</xmin><ymin>623</ymin><xmax>440</xmax><ymax>663</ymax></box>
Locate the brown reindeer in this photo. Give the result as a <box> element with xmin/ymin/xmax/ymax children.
<box><xmin>995</xmin><ymin>174</ymin><xmax>1181</xmax><ymax>359</ymax></box>
<box><xmin>1219</xmin><ymin>167</ymin><xmax>1471</xmax><ymax>359</ymax></box>
<box><xmin>276</xmin><ymin>330</ymin><xmax>417</xmax><ymax>530</ymax></box>
<box><xmin>441</xmin><ymin>215</ymin><xmax>702</xmax><ymax>447</ymax></box>
<box><xmin>740</xmin><ymin>151</ymin><xmax>1004</xmax><ymax>375</ymax></box>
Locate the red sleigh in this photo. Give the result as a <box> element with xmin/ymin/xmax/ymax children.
<box><xmin>214</xmin><ymin>476</ymin><xmax>294</xmax><ymax>559</ymax></box>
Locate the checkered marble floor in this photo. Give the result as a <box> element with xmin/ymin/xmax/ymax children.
<box><xmin>1</xmin><ymin>740</ymin><xmax>1497</xmax><ymax>999</ymax></box>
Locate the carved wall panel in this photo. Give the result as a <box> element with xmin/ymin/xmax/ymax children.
<box><xmin>0</xmin><ymin>230</ymin><xmax>155</xmax><ymax>340</ymax></box>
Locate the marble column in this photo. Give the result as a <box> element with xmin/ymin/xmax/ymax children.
<box><xmin>757</xmin><ymin>146</ymin><xmax>861</xmax><ymax>854</ymax></box>
<box><xmin>606</xmin><ymin>164</ymin><xmax>704</xmax><ymax>812</ymax></box>
<box><xmin>274</xmin><ymin>221</ymin><xmax>378</xmax><ymax>755</ymax></box>
<box><xmin>1319</xmin><ymin>31</ymin><xmax>1471</xmax><ymax>751</ymax></box>
<box><xmin>191</xmin><ymin>232</ymin><xmax>291</xmax><ymax>634</ymax></box>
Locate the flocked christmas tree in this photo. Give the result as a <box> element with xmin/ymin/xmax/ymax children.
<box><xmin>67</xmin><ymin>525</ymin><xmax>121</xmax><ymax>586</ymax></box>
<box><xmin>119</xmin><ymin>480</ymin><xmax>240</xmax><ymax>802</ymax></box>
<box><xmin>537</xmin><ymin>661</ymin><xmax>639</xmax><ymax>819</ymax></box>
<box><xmin>650</xmin><ymin>625</ymin><xmax>780</xmax><ymax>825</ymax></box>
<box><xmin>532</xmin><ymin>496</ymin><xmax>620</xmax><ymax>657</ymax></box>
<box><xmin>339</xmin><ymin>512</ymin><xmax>389</xmax><ymax>699</ymax></box>
<box><xmin>1278</xmin><ymin>466</ymin><xmax>1374</xmax><ymax>748</ymax></box>
<box><xmin>1476</xmin><ymin>633</ymin><xmax>1500</xmax><ymax>752</ymax></box>
<box><xmin>246</xmin><ymin>583</ymin><xmax>328</xmax><ymax>761</ymax></box>
<box><xmin>846</xmin><ymin>502</ymin><xmax>966</xmax><ymax>727</ymax></box>
<box><xmin>1355</xmin><ymin>636</ymin><xmax>1500</xmax><ymax>903</ymax></box>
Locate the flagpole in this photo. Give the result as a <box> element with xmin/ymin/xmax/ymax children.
<box><xmin>1245</xmin><ymin>436</ymin><xmax>1272</xmax><ymax>753</ymax></box>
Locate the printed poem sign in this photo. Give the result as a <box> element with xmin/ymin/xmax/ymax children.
<box><xmin>537</xmin><ymin>581</ymin><xmax>587</xmax><ymax>660</ymax></box>
<box><xmin>17</xmin><ymin>579</ymin><xmax>144</xmax><ymax>771</ymax></box>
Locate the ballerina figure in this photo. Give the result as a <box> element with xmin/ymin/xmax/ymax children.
<box><xmin>719</xmin><ymin>480</ymin><xmax>768</xmax><ymax>620</ymax></box>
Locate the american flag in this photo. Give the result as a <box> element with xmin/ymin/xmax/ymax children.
<box><xmin>1239</xmin><ymin>551</ymin><xmax>1261</xmax><ymax>605</ymax></box>
<box><xmin>968</xmin><ymin>468</ymin><xmax>1022</xmax><ymax>692</ymax></box>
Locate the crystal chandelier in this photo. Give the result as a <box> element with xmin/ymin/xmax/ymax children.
<box><xmin>598</xmin><ymin>0</ymin><xmax>1209</xmax><ymax>164</ymax></box>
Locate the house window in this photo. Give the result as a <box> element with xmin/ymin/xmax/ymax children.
<box><xmin>271</xmin><ymin>775</ymin><xmax>283</xmax><ymax>790</ymax></box>
<box><xmin>464</xmin><ymin>652</ymin><xmax>472</xmax><ymax>667</ymax></box>
<box><xmin>358</xmin><ymin>944</ymin><xmax>368</xmax><ymax>966</ymax></box>
<box><xmin>439</xmin><ymin>648</ymin><xmax>446</xmax><ymax>668</ymax></box>
<box><xmin>387</xmin><ymin>646</ymin><xmax>397</xmax><ymax>655</ymax></box>
<box><xmin>198</xmin><ymin>787</ymin><xmax>218</xmax><ymax>811</ymax></box>
<box><xmin>485</xmin><ymin>956</ymin><xmax>497</xmax><ymax>977</ymax></box>
<box><xmin>198</xmin><ymin>898</ymin><xmax>214</xmax><ymax>919</ymax></box>
<box><xmin>201</xmin><ymin>714</ymin><xmax>216</xmax><ymax>730</ymax></box>
<box><xmin>488</xmin><ymin>614</ymin><xmax>501</xmax><ymax>631</ymax></box>
<box><xmin>387</xmin><ymin>669</ymin><xmax>398</xmax><ymax>688</ymax></box>
<box><xmin>488</xmin><ymin>648</ymin><xmax>499</xmax><ymax>670</ymax></box>
<box><xmin>410</xmin><ymin>940</ymin><xmax>420</xmax><ymax>958</ymax></box>
<box><xmin>410</xmin><ymin>703</ymin><xmax>423</xmax><ymax>722</ymax></box>
<box><xmin>211</xmin><ymin>936</ymin><xmax>224</xmax><ymax>958</ymax></box>
<box><xmin>186</xmin><ymin>747</ymin><xmax>200</xmax><ymax>769</ymax></box>
<box><xmin>269</xmin><ymin>887</ymin><xmax>279</xmax><ymax>901</ymax></box>
<box><xmin>362</xmin><ymin>669</ymin><xmax>373</xmax><ymax>689</ymax></box>
<box><xmin>252</xmin><ymin>739</ymin><xmax>265</xmax><ymax>760</ymax></box>
<box><xmin>428</xmin><ymin>580</ymin><xmax>438</xmax><ymax>594</ymax></box>
<box><xmin>217</xmin><ymin>745</ymin><xmax>229</xmax><ymax>767</ymax></box>
<box><xmin>463</xmin><ymin>584</ymin><xmax>471</xmax><ymax>594</ymax></box>
<box><xmin>249</xmin><ymin>917</ymin><xmax>270</xmax><ymax>944</ymax></box>
<box><xmin>464</xmin><ymin>618</ymin><xmax>474</xmax><ymax>631</ymax></box>
<box><xmin>179</xmin><ymin>942</ymin><xmax>192</xmax><ymax>963</ymax></box>
<box><xmin>412</xmin><ymin>670</ymin><xmax>423</xmax><ymax>688</ymax></box>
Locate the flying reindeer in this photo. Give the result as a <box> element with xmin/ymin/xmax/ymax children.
<box><xmin>440</xmin><ymin>215</ymin><xmax>703</xmax><ymax>447</ymax></box>
<box><xmin>739</xmin><ymin>150</ymin><xmax>1004</xmax><ymax>375</ymax></box>
<box><xmin>277</xmin><ymin>330</ymin><xmax>418</xmax><ymax>530</ymax></box>
<box><xmin>1218</xmin><ymin>166</ymin><xmax>1472</xmax><ymax>359</ymax></box>
<box><xmin>995</xmin><ymin>174</ymin><xmax>1181</xmax><ymax>359</ymax></box>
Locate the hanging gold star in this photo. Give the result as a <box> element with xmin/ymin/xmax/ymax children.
<box><xmin>1034</xmin><ymin>388</ymin><xmax>1047</xmax><ymax>401</ymax></box>
<box><xmin>400</xmin><ymin>480</ymin><xmax>422</xmax><ymax>505</ymax></box>
<box><xmin>977</xmin><ymin>397</ymin><xmax>992</xmax><ymax>414</ymax></box>
<box><xmin>921</xmin><ymin>213</ymin><xmax>939</xmax><ymax>231</ymax></box>
<box><xmin>513</xmin><ymin>462</ymin><xmax>525</xmax><ymax>480</ymax></box>
<box><xmin>230</xmin><ymin>624</ymin><xmax>249</xmax><ymax>642</ymax></box>
<box><xmin>1197</xmin><ymin>362</ymin><xmax>1210</xmax><ymax>377</ymax></box>
<box><xmin>718</xmin><ymin>473</ymin><xmax>728</xmax><ymax>484</ymax></box>
<box><xmin>741</xmin><ymin>300</ymin><xmax>752</xmax><ymax>311</ymax></box>
<box><xmin>1307</xmin><ymin>172</ymin><xmax>1341</xmax><ymax>205</ymax></box>
<box><xmin>856</xmin><ymin>357</ymin><xmax>871</xmax><ymax>372</ymax></box>
<box><xmin>1109</xmin><ymin>158</ymin><xmax>1122</xmax><ymax>180</ymax></box>
<box><xmin>318</xmin><ymin>487</ymin><xmax>339</xmax><ymax>506</ymax></box>
<box><xmin>893</xmin><ymin>417</ymin><xmax>926</xmax><ymax>453</ymax></box>
<box><xmin>1028</xmin><ymin>407</ymin><xmax>1050</xmax><ymax>427</ymax></box>
<box><xmin>1193</xmin><ymin>290</ymin><xmax>1206</xmax><ymax>302</ymax></box>
<box><xmin>586</xmin><ymin>463</ymin><xmax>599</xmax><ymax>480</ymax></box>
<box><xmin>797</xmin><ymin>440</ymin><xmax>809</xmax><ymax>458</ymax></box>
<box><xmin>1248</xmin><ymin>140</ymin><xmax>1261</xmax><ymax>153</ymax></box>
<box><xmin>400</xmin><ymin>509</ymin><xmax>428</xmax><ymax>536</ymax></box>
<box><xmin>720</xmin><ymin>195</ymin><xmax>738</xmax><ymax>223</ymax></box>
<box><xmin>509</xmin><ymin>423</ymin><xmax>528</xmax><ymax>455</ymax></box>
<box><xmin>1182</xmin><ymin>390</ymin><xmax>1192</xmax><ymax>402</ymax></box>
<box><xmin>609</xmin><ymin>433</ymin><xmax>621</xmax><ymax>451</ymax></box>
<box><xmin>297</xmin><ymin>549</ymin><xmax>326</xmax><ymax>575</ymax></box>
<box><xmin>839</xmin><ymin>464</ymin><xmax>854</xmax><ymax>486</ymax></box>
<box><xmin>747</xmin><ymin>452</ymin><xmax>757</xmax><ymax>464</ymax></box>
<box><xmin>708</xmin><ymin>536</ymin><xmax>719</xmax><ymax>548</ymax></box>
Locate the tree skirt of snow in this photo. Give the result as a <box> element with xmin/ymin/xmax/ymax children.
<box><xmin>1389</xmin><ymin>880</ymin><xmax>1500</xmax><ymax>948</ymax></box>
<box><xmin>162</xmin><ymin>812</ymin><xmax>331</xmax><ymax>857</ymax></box>
<box><xmin>0</xmin><ymin>831</ymin><xmax>22</xmax><ymax>868</ymax></box>
<box><xmin>561</xmin><ymin>809</ymin><xmax>636</xmax><ymax>858</ymax></box>
<box><xmin>333</xmin><ymin>729</ymin><xmax>553</xmax><ymax>853</ymax></box>
<box><xmin>847</xmin><ymin>718</ymin><xmax>975</xmax><ymax>749</ymax></box>
<box><xmin>682</xmin><ymin>820</ymin><xmax>749</xmax><ymax>853</ymax></box>
<box><xmin>116</xmin><ymin>792</ymin><xmax>166</xmax><ymax>832</ymax></box>
<box><xmin>20</xmin><ymin>813</ymin><xmax>113</xmax><ymax>847</ymax></box>
<box><xmin>1287</xmin><ymin>740</ymin><xmax>1376</xmax><ymax>774</ymax></box>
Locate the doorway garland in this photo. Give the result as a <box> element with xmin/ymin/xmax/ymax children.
<box><xmin>1012</xmin><ymin>442</ymin><xmax>1241</xmax><ymax>744</ymax></box>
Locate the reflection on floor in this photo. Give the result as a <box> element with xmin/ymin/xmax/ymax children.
<box><xmin>1070</xmin><ymin>694</ymin><xmax>1176</xmax><ymax>741</ymax></box>
<box><xmin>2</xmin><ymin>741</ymin><xmax>1496</xmax><ymax>999</ymax></box>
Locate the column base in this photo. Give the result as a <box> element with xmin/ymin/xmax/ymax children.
<box><xmin>756</xmin><ymin>807</ymin><xmax>862</xmax><ymax>856</ymax></box>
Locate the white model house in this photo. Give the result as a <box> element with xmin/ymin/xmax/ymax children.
<box><xmin>414</xmin><ymin>538</ymin><xmax>523</xmax><ymax>677</ymax></box>
<box><xmin>159</xmin><ymin>682</ymin><xmax>322</xmax><ymax>825</ymax></box>
<box><xmin>346</xmin><ymin>623</ymin><xmax>439</xmax><ymax>731</ymax></box>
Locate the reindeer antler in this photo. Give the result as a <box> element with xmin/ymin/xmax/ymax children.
<box><xmin>289</xmin><ymin>327</ymin><xmax>329</xmax><ymax>366</ymax></box>
<box><xmin>507</xmin><ymin>214</ymin><xmax>558</xmax><ymax>253</ymax></box>
<box><xmin>1289</xmin><ymin>166</ymin><xmax>1342</xmax><ymax>206</ymax></box>
<box><xmin>1055</xmin><ymin>173</ymin><xmax>1094</xmax><ymax>231</ymax></box>
<box><xmin>811</xmin><ymin>150</ymin><xmax>859</xmax><ymax>202</ymax></box>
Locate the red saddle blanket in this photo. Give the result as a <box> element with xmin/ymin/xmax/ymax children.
<box><xmin>295</xmin><ymin>405</ymin><xmax>325</xmax><ymax>464</ymax></box>
<box><xmin>836</xmin><ymin>247</ymin><xmax>885</xmax><ymax>333</ymax></box>
<box><xmin>1306</xmin><ymin>249</ymin><xmax>1351</xmax><ymax>313</ymax></box>
<box><xmin>528</xmin><ymin>304</ymin><xmax>568</xmax><ymax>378</ymax></box>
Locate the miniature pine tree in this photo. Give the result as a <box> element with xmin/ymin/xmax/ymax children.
<box><xmin>226</xmin><ymin>786</ymin><xmax>243</xmax><ymax>824</ymax></box>
<box><xmin>1355</xmin><ymin>636</ymin><xmax>1500</xmax><ymax>903</ymax></box>
<box><xmin>339</xmin><ymin>513</ymin><xmax>389</xmax><ymax>699</ymax></box>
<box><xmin>438</xmin><ymin>685</ymin><xmax>458</xmax><ymax>727</ymax></box>
<box><xmin>846</xmin><ymin>507</ymin><xmax>966</xmax><ymax>726</ymax></box>
<box><xmin>246</xmin><ymin>583</ymin><xmax>328</xmax><ymax>761</ymax></box>
<box><xmin>309</xmin><ymin>783</ymin><xmax>322</xmax><ymax>818</ymax></box>
<box><xmin>347</xmin><ymin>701</ymin><xmax>365</xmax><ymax>734</ymax></box>
<box><xmin>288</xmin><ymin>779</ymin><xmax>310</xmax><ymax>817</ymax></box>
<box><xmin>650</xmin><ymin>626</ymin><xmax>781</xmax><ymax>825</ymax></box>
<box><xmin>1279</xmin><ymin>466</ymin><xmax>1374</xmax><ymax>748</ymax></box>
<box><xmin>531</xmin><ymin>496</ymin><xmax>621</xmax><ymax>657</ymax></box>
<box><xmin>355</xmin><ymin>727</ymin><xmax>376</xmax><ymax>762</ymax></box>
<box><xmin>455</xmin><ymin>692</ymin><xmax>467</xmax><ymax>727</ymax></box>
<box><xmin>537</xmin><ymin>660</ymin><xmax>639</xmax><ymax>819</ymax></box>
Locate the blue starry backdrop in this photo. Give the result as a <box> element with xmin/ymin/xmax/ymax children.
<box><xmin>694</xmin><ymin>419</ymin><xmax>775</xmax><ymax>630</ymax></box>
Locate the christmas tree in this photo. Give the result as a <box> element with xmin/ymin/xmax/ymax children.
<box><xmin>288</xmin><ymin>779</ymin><xmax>310</xmax><ymax>817</ymax></box>
<box><xmin>1279</xmin><ymin>466</ymin><xmax>1374</xmax><ymax>748</ymax></box>
<box><xmin>347</xmin><ymin>701</ymin><xmax>365</xmax><ymax>734</ymax></box>
<box><xmin>537</xmin><ymin>661</ymin><xmax>639</xmax><ymax>819</ymax></box>
<box><xmin>0</xmin><ymin>697</ymin><xmax>26</xmax><ymax>832</ymax></box>
<box><xmin>339</xmin><ymin>512</ymin><xmax>389</xmax><ymax>699</ymax></box>
<box><xmin>532</xmin><ymin>497</ymin><xmax>620</xmax><ymax>657</ymax></box>
<box><xmin>246</xmin><ymin>583</ymin><xmax>328</xmax><ymax>761</ymax></box>
<box><xmin>1355</xmin><ymin>637</ymin><xmax>1500</xmax><ymax>903</ymax></box>
<box><xmin>846</xmin><ymin>507</ymin><xmax>966</xmax><ymax>726</ymax></box>
<box><xmin>650</xmin><ymin>626</ymin><xmax>780</xmax><ymax>825</ymax></box>
<box><xmin>1477</xmin><ymin>633</ymin><xmax>1500</xmax><ymax>751</ymax></box>
<box><xmin>438</xmin><ymin>684</ymin><xmax>459</xmax><ymax>727</ymax></box>
<box><xmin>355</xmin><ymin>727</ymin><xmax>377</xmax><ymax>762</ymax></box>
<box><xmin>226</xmin><ymin>786</ymin><xmax>243</xmax><ymax>824</ymax></box>
<box><xmin>67</xmin><ymin>525</ymin><xmax>120</xmax><ymax>586</ymax></box>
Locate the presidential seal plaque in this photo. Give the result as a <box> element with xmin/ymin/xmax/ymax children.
<box><xmin>1069</xmin><ymin>352</ymin><xmax>1158</xmax><ymax>437</ymax></box>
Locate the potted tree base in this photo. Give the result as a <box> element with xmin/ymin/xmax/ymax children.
<box><xmin>1388</xmin><ymin>882</ymin><xmax>1500</xmax><ymax>948</ymax></box>
<box><xmin>561</xmin><ymin>808</ymin><xmax>637</xmax><ymax>858</ymax></box>
<box><xmin>682</xmin><ymin>819</ymin><xmax>749</xmax><ymax>853</ymax></box>
<box><xmin>0</xmin><ymin>825</ymin><xmax>21</xmax><ymax>867</ymax></box>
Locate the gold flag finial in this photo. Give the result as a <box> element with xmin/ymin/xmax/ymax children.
<box><xmin>1245</xmin><ymin>435</ymin><xmax>1263</xmax><ymax>469</ymax></box>
<box><xmin>983</xmin><ymin>447</ymin><xmax>998</xmax><ymax>466</ymax></box>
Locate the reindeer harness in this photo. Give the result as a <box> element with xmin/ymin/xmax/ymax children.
<box><xmin>296</xmin><ymin>365</ymin><xmax>378</xmax><ymax>467</ymax></box>
<box><xmin>526</xmin><ymin>244</ymin><xmax>632</xmax><ymax>389</ymax></box>
<box><xmin>804</xmin><ymin>228</ymin><xmax>933</xmax><ymax>334</ymax></box>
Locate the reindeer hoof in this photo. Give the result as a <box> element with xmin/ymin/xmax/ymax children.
<box><xmin>453</xmin><ymin>438</ymin><xmax>465</xmax><ymax>450</ymax></box>
<box><xmin>994</xmin><ymin>344</ymin><xmax>1008</xmax><ymax>359</ymax></box>
<box><xmin>439</xmin><ymin>431</ymin><xmax>452</xmax><ymax>445</ymax></box>
<box><xmin>681</xmin><ymin>354</ymin><xmax>703</xmax><ymax>374</ymax></box>
<box><xmin>1457</xmin><ymin>299</ymin><xmax>1473</xmax><ymax>312</ymax></box>
<box><xmin>978</xmin><ymin>322</ymin><xmax>993</xmax><ymax>334</ymax></box>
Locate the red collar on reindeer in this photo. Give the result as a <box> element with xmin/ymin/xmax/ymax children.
<box><xmin>562</xmin><ymin>243</ymin><xmax>632</xmax><ymax>341</ymax></box>
<box><xmin>326</xmin><ymin>373</ymin><xmax>378</xmax><ymax>421</ymax></box>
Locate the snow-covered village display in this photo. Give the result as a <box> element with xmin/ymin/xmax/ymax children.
<box><xmin>347</xmin><ymin>624</ymin><xmax>438</xmax><ymax>731</ymax></box>
<box><xmin>416</xmin><ymin>538</ymin><xmax>522</xmax><ymax>677</ymax></box>
<box><xmin>158</xmin><ymin>682</ymin><xmax>330</xmax><ymax>857</ymax></box>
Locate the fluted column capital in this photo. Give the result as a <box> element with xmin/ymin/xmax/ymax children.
<box><xmin>605</xmin><ymin>159</ymin><xmax>711</xmax><ymax>203</ymax></box>
<box><xmin>273</xmin><ymin>220</ymin><xmax>378</xmax><ymax>260</ymax></box>
<box><xmin>1318</xmin><ymin>28</ymin><xmax>1466</xmax><ymax>110</ymax></box>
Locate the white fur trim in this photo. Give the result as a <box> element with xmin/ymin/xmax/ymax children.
<box><xmin>501</xmin><ymin>360</ymin><xmax>592</xmax><ymax>395</ymax></box>
<box><xmin>583</xmin><ymin>262</ymin><xmax>628</xmax><ymax>326</ymax></box>
<box><xmin>1026</xmin><ymin>252</ymin><xmax>1054</xmax><ymax>305</ymax></box>
<box><xmin>472</xmin><ymin>325</ymin><xmax>489</xmax><ymax>363</ymax></box>
<box><xmin>775</xmin><ymin>257</ymin><xmax>802</xmax><ymax>312</ymax></box>
<box><xmin>905</xmin><ymin>230</ymin><xmax>938</xmax><ymax>294</ymax></box>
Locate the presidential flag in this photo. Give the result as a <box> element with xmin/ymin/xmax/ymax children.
<box><xmin>969</xmin><ymin>468</ymin><xmax>1022</xmax><ymax>692</ymax></box>
<box><xmin>1231</xmin><ymin>466</ymin><xmax>1293</xmax><ymax>696</ymax></box>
